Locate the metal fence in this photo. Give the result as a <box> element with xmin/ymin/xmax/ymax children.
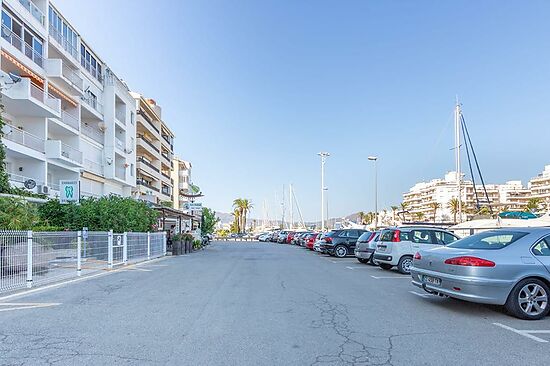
<box><xmin>0</xmin><ymin>230</ymin><xmax>166</xmax><ymax>294</ymax></box>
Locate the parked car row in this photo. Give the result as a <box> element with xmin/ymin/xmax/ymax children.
<box><xmin>282</xmin><ymin>225</ymin><xmax>550</xmax><ymax>320</ymax></box>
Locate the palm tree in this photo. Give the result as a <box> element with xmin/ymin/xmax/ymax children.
<box><xmin>357</xmin><ymin>211</ymin><xmax>365</xmax><ymax>225</ymax></box>
<box><xmin>525</xmin><ymin>198</ymin><xmax>542</xmax><ymax>213</ymax></box>
<box><xmin>390</xmin><ymin>206</ymin><xmax>399</xmax><ymax>223</ymax></box>
<box><xmin>415</xmin><ymin>212</ymin><xmax>425</xmax><ymax>222</ymax></box>
<box><xmin>232</xmin><ymin>199</ymin><xmax>244</xmax><ymax>233</ymax></box>
<box><xmin>231</xmin><ymin>208</ymin><xmax>241</xmax><ymax>233</ymax></box>
<box><xmin>240</xmin><ymin>199</ymin><xmax>253</xmax><ymax>233</ymax></box>
<box><xmin>447</xmin><ymin>198</ymin><xmax>460</xmax><ymax>223</ymax></box>
<box><xmin>429</xmin><ymin>202</ymin><xmax>441</xmax><ymax>222</ymax></box>
<box><xmin>400</xmin><ymin>202</ymin><xmax>409</xmax><ymax>222</ymax></box>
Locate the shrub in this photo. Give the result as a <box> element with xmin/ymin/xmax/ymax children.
<box><xmin>0</xmin><ymin>196</ymin><xmax>40</xmax><ymax>230</ymax></box>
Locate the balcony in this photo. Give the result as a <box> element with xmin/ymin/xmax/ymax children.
<box><xmin>137</xmin><ymin>179</ymin><xmax>159</xmax><ymax>192</ymax></box>
<box><xmin>45</xmin><ymin>140</ymin><xmax>82</xmax><ymax>166</ymax></box>
<box><xmin>44</xmin><ymin>59</ymin><xmax>84</xmax><ymax>95</ymax></box>
<box><xmin>81</xmin><ymin>123</ymin><xmax>104</xmax><ymax>144</ymax></box>
<box><xmin>137</xmin><ymin>110</ymin><xmax>159</xmax><ymax>133</ymax></box>
<box><xmin>115</xmin><ymin>137</ymin><xmax>125</xmax><ymax>152</ymax></box>
<box><xmin>1</xmin><ymin>78</ymin><xmax>61</xmax><ymax>118</ymax></box>
<box><xmin>115</xmin><ymin>109</ymin><xmax>126</xmax><ymax>125</ymax></box>
<box><xmin>18</xmin><ymin>0</ymin><xmax>45</xmax><ymax>26</ymax></box>
<box><xmin>2</xmin><ymin>123</ymin><xmax>44</xmax><ymax>153</ymax></box>
<box><xmin>137</xmin><ymin>157</ymin><xmax>159</xmax><ymax>172</ymax></box>
<box><xmin>81</xmin><ymin>96</ymin><xmax>104</xmax><ymax>119</ymax></box>
<box><xmin>1</xmin><ymin>25</ymin><xmax>43</xmax><ymax>68</ymax></box>
<box><xmin>83</xmin><ymin>159</ymin><xmax>103</xmax><ymax>176</ymax></box>
<box><xmin>48</xmin><ymin>24</ymin><xmax>79</xmax><ymax>63</ymax></box>
<box><xmin>137</xmin><ymin>135</ymin><xmax>159</xmax><ymax>153</ymax></box>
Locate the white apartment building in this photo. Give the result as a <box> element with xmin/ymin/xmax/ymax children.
<box><xmin>0</xmin><ymin>0</ymin><xmax>136</xmax><ymax>198</ymax></box>
<box><xmin>171</xmin><ymin>156</ymin><xmax>191</xmax><ymax>210</ymax></box>
<box><xmin>403</xmin><ymin>172</ymin><xmax>530</xmax><ymax>221</ymax></box>
<box><xmin>529</xmin><ymin>165</ymin><xmax>550</xmax><ymax>206</ymax></box>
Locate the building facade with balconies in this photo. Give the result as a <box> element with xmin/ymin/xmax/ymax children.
<box><xmin>171</xmin><ymin>156</ymin><xmax>191</xmax><ymax>210</ymax></box>
<box><xmin>0</xmin><ymin>0</ymin><xmax>136</xmax><ymax>198</ymax></box>
<box><xmin>529</xmin><ymin>165</ymin><xmax>550</xmax><ymax>206</ymax></box>
<box><xmin>131</xmin><ymin>93</ymin><xmax>174</xmax><ymax>205</ymax></box>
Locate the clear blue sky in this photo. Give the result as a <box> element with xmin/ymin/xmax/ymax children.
<box><xmin>55</xmin><ymin>0</ymin><xmax>550</xmax><ymax>221</ymax></box>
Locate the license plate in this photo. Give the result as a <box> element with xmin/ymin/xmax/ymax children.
<box><xmin>423</xmin><ymin>276</ymin><xmax>441</xmax><ymax>286</ymax></box>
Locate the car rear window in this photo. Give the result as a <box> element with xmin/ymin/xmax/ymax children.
<box><xmin>358</xmin><ymin>232</ymin><xmax>371</xmax><ymax>242</ymax></box>
<box><xmin>447</xmin><ymin>231</ymin><xmax>528</xmax><ymax>250</ymax></box>
<box><xmin>380</xmin><ymin>230</ymin><xmax>409</xmax><ymax>242</ymax></box>
<box><xmin>325</xmin><ymin>231</ymin><xmax>339</xmax><ymax>238</ymax></box>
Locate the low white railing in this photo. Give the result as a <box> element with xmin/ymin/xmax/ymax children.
<box><xmin>0</xmin><ymin>231</ymin><xmax>167</xmax><ymax>294</ymax></box>
<box><xmin>60</xmin><ymin>110</ymin><xmax>79</xmax><ymax>130</ymax></box>
<box><xmin>115</xmin><ymin>137</ymin><xmax>124</xmax><ymax>150</ymax></box>
<box><xmin>60</xmin><ymin>142</ymin><xmax>83</xmax><ymax>164</ymax></box>
<box><xmin>61</xmin><ymin>64</ymin><xmax>83</xmax><ymax>90</ymax></box>
<box><xmin>81</xmin><ymin>97</ymin><xmax>104</xmax><ymax>115</ymax></box>
<box><xmin>81</xmin><ymin>123</ymin><xmax>104</xmax><ymax>144</ymax></box>
<box><xmin>83</xmin><ymin>159</ymin><xmax>103</xmax><ymax>176</ymax></box>
<box><xmin>18</xmin><ymin>0</ymin><xmax>45</xmax><ymax>25</ymax></box>
<box><xmin>29</xmin><ymin>82</ymin><xmax>45</xmax><ymax>103</ymax></box>
<box><xmin>3</xmin><ymin>124</ymin><xmax>45</xmax><ymax>152</ymax></box>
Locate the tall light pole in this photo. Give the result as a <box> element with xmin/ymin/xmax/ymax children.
<box><xmin>368</xmin><ymin>156</ymin><xmax>378</xmax><ymax>229</ymax></box>
<box><xmin>318</xmin><ymin>152</ymin><xmax>330</xmax><ymax>232</ymax></box>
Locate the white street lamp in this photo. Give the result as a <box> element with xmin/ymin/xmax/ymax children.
<box><xmin>368</xmin><ymin>156</ymin><xmax>378</xmax><ymax>229</ymax></box>
<box><xmin>318</xmin><ymin>152</ymin><xmax>330</xmax><ymax>232</ymax></box>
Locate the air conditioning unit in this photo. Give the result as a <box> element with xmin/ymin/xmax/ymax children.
<box><xmin>38</xmin><ymin>185</ymin><xmax>49</xmax><ymax>194</ymax></box>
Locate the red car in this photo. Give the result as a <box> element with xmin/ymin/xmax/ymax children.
<box><xmin>286</xmin><ymin>231</ymin><xmax>296</xmax><ymax>244</ymax></box>
<box><xmin>305</xmin><ymin>233</ymin><xmax>319</xmax><ymax>250</ymax></box>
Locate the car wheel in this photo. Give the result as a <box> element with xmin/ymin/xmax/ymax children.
<box><xmin>505</xmin><ymin>278</ymin><xmax>550</xmax><ymax>320</ymax></box>
<box><xmin>397</xmin><ymin>256</ymin><xmax>413</xmax><ymax>275</ymax></box>
<box><xmin>379</xmin><ymin>263</ymin><xmax>392</xmax><ymax>270</ymax></box>
<box><xmin>334</xmin><ymin>245</ymin><xmax>348</xmax><ymax>258</ymax></box>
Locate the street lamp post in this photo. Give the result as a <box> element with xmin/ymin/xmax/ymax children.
<box><xmin>368</xmin><ymin>156</ymin><xmax>378</xmax><ymax>229</ymax></box>
<box><xmin>318</xmin><ymin>152</ymin><xmax>330</xmax><ymax>232</ymax></box>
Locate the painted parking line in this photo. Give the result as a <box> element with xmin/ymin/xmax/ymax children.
<box><xmin>0</xmin><ymin>302</ymin><xmax>61</xmax><ymax>312</ymax></box>
<box><xmin>370</xmin><ymin>275</ymin><xmax>410</xmax><ymax>279</ymax></box>
<box><xmin>493</xmin><ymin>323</ymin><xmax>550</xmax><ymax>343</ymax></box>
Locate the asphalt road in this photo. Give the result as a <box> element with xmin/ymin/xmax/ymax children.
<box><xmin>1</xmin><ymin>241</ymin><xmax>550</xmax><ymax>365</ymax></box>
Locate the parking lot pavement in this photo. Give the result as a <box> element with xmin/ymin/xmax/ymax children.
<box><xmin>1</xmin><ymin>242</ymin><xmax>550</xmax><ymax>365</ymax></box>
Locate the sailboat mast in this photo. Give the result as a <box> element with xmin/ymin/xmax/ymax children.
<box><xmin>455</xmin><ymin>99</ymin><xmax>462</xmax><ymax>222</ymax></box>
<box><xmin>288</xmin><ymin>183</ymin><xmax>294</xmax><ymax>230</ymax></box>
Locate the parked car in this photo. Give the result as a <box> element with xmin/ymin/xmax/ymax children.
<box><xmin>354</xmin><ymin>231</ymin><xmax>378</xmax><ymax>264</ymax></box>
<box><xmin>258</xmin><ymin>233</ymin><xmax>271</xmax><ymax>242</ymax></box>
<box><xmin>320</xmin><ymin>229</ymin><xmax>369</xmax><ymax>258</ymax></box>
<box><xmin>305</xmin><ymin>233</ymin><xmax>319</xmax><ymax>250</ymax></box>
<box><xmin>286</xmin><ymin>231</ymin><xmax>297</xmax><ymax>244</ymax></box>
<box><xmin>277</xmin><ymin>231</ymin><xmax>291</xmax><ymax>243</ymax></box>
<box><xmin>411</xmin><ymin>228</ymin><xmax>550</xmax><ymax>320</ymax></box>
<box><xmin>269</xmin><ymin>231</ymin><xmax>280</xmax><ymax>242</ymax></box>
<box><xmin>293</xmin><ymin>232</ymin><xmax>310</xmax><ymax>246</ymax></box>
<box><xmin>314</xmin><ymin>233</ymin><xmax>327</xmax><ymax>252</ymax></box>
<box><xmin>374</xmin><ymin>226</ymin><xmax>459</xmax><ymax>274</ymax></box>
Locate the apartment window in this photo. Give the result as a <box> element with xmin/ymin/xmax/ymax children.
<box><xmin>87</xmin><ymin>91</ymin><xmax>97</xmax><ymax>108</ymax></box>
<box><xmin>2</xmin><ymin>9</ymin><xmax>43</xmax><ymax>66</ymax></box>
<box><xmin>48</xmin><ymin>6</ymin><xmax>78</xmax><ymax>59</ymax></box>
<box><xmin>130</xmin><ymin>111</ymin><xmax>135</xmax><ymax>125</ymax></box>
<box><xmin>80</xmin><ymin>42</ymin><xmax>102</xmax><ymax>82</ymax></box>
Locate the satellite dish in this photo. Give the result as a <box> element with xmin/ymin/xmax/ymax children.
<box><xmin>24</xmin><ymin>179</ymin><xmax>36</xmax><ymax>189</ymax></box>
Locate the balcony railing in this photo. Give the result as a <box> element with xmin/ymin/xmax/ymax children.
<box><xmin>81</xmin><ymin>123</ymin><xmax>104</xmax><ymax>144</ymax></box>
<box><xmin>81</xmin><ymin>96</ymin><xmax>104</xmax><ymax>115</ymax></box>
<box><xmin>60</xmin><ymin>110</ymin><xmax>79</xmax><ymax>130</ymax></box>
<box><xmin>62</xmin><ymin>64</ymin><xmax>83</xmax><ymax>90</ymax></box>
<box><xmin>161</xmin><ymin>172</ymin><xmax>171</xmax><ymax>180</ymax></box>
<box><xmin>83</xmin><ymin>159</ymin><xmax>103</xmax><ymax>176</ymax></box>
<box><xmin>138</xmin><ymin>157</ymin><xmax>159</xmax><ymax>172</ymax></box>
<box><xmin>137</xmin><ymin>135</ymin><xmax>159</xmax><ymax>153</ymax></box>
<box><xmin>137</xmin><ymin>179</ymin><xmax>159</xmax><ymax>192</ymax></box>
<box><xmin>60</xmin><ymin>142</ymin><xmax>83</xmax><ymax>164</ymax></box>
<box><xmin>115</xmin><ymin>109</ymin><xmax>126</xmax><ymax>124</ymax></box>
<box><xmin>115</xmin><ymin>137</ymin><xmax>124</xmax><ymax>151</ymax></box>
<box><xmin>2</xmin><ymin>25</ymin><xmax>43</xmax><ymax>67</ymax></box>
<box><xmin>137</xmin><ymin>110</ymin><xmax>159</xmax><ymax>133</ymax></box>
<box><xmin>3</xmin><ymin>124</ymin><xmax>44</xmax><ymax>152</ymax></box>
<box><xmin>161</xmin><ymin>186</ymin><xmax>171</xmax><ymax>196</ymax></box>
<box><xmin>80</xmin><ymin>57</ymin><xmax>102</xmax><ymax>82</ymax></box>
<box><xmin>48</xmin><ymin>24</ymin><xmax>78</xmax><ymax>60</ymax></box>
<box><xmin>19</xmin><ymin>0</ymin><xmax>45</xmax><ymax>25</ymax></box>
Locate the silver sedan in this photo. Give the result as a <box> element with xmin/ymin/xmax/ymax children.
<box><xmin>410</xmin><ymin>227</ymin><xmax>550</xmax><ymax>320</ymax></box>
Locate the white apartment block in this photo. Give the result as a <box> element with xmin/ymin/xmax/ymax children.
<box><xmin>529</xmin><ymin>165</ymin><xmax>550</xmax><ymax>206</ymax></box>
<box><xmin>403</xmin><ymin>172</ymin><xmax>530</xmax><ymax>221</ymax></box>
<box><xmin>0</xmin><ymin>0</ymin><xmax>136</xmax><ymax>198</ymax></box>
<box><xmin>171</xmin><ymin>156</ymin><xmax>191</xmax><ymax>210</ymax></box>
